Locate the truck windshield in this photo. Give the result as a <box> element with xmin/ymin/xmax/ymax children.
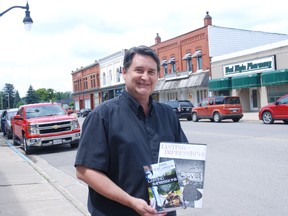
<box><xmin>26</xmin><ymin>105</ymin><xmax>66</xmax><ymax>119</ymax></box>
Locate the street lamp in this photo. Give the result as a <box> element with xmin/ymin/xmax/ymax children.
<box><xmin>0</xmin><ymin>2</ymin><xmax>33</xmax><ymax>31</ymax></box>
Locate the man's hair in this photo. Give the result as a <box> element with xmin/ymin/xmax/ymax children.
<box><xmin>123</xmin><ymin>45</ymin><xmax>160</xmax><ymax>72</ymax></box>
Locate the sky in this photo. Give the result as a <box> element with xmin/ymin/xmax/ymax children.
<box><xmin>1</xmin><ymin>0</ymin><xmax>288</xmax><ymax>97</ymax></box>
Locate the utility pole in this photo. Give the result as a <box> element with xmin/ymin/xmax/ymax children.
<box><xmin>7</xmin><ymin>93</ymin><xmax>10</xmax><ymax>109</ymax></box>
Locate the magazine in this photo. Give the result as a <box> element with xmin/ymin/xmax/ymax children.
<box><xmin>143</xmin><ymin>160</ymin><xmax>184</xmax><ymax>213</ymax></box>
<box><xmin>158</xmin><ymin>142</ymin><xmax>207</xmax><ymax>208</ymax></box>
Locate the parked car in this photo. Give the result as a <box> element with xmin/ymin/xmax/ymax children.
<box><xmin>192</xmin><ymin>96</ymin><xmax>243</xmax><ymax>122</ymax></box>
<box><xmin>1</xmin><ymin>108</ymin><xmax>18</xmax><ymax>139</ymax></box>
<box><xmin>258</xmin><ymin>94</ymin><xmax>288</xmax><ymax>124</ymax></box>
<box><xmin>77</xmin><ymin>108</ymin><xmax>91</xmax><ymax>117</ymax></box>
<box><xmin>165</xmin><ymin>100</ymin><xmax>194</xmax><ymax>121</ymax></box>
<box><xmin>0</xmin><ymin>110</ymin><xmax>4</xmax><ymax>132</ymax></box>
<box><xmin>11</xmin><ymin>103</ymin><xmax>81</xmax><ymax>155</ymax></box>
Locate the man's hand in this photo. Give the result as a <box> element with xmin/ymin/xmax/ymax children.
<box><xmin>130</xmin><ymin>197</ymin><xmax>167</xmax><ymax>216</ymax></box>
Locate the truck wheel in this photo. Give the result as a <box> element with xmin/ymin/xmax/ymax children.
<box><xmin>213</xmin><ymin>112</ymin><xmax>221</xmax><ymax>122</ymax></box>
<box><xmin>12</xmin><ymin>131</ymin><xmax>19</xmax><ymax>146</ymax></box>
<box><xmin>23</xmin><ymin>135</ymin><xmax>32</xmax><ymax>155</ymax></box>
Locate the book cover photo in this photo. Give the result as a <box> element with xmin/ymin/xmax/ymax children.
<box><xmin>158</xmin><ymin>142</ymin><xmax>207</xmax><ymax>209</ymax></box>
<box><xmin>143</xmin><ymin>160</ymin><xmax>184</xmax><ymax>213</ymax></box>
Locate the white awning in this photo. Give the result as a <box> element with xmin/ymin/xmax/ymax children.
<box><xmin>167</xmin><ymin>57</ymin><xmax>176</xmax><ymax>64</ymax></box>
<box><xmin>154</xmin><ymin>71</ymin><xmax>209</xmax><ymax>92</ymax></box>
<box><xmin>182</xmin><ymin>52</ymin><xmax>192</xmax><ymax>60</ymax></box>
<box><xmin>160</xmin><ymin>60</ymin><xmax>167</xmax><ymax>66</ymax></box>
<box><xmin>192</xmin><ymin>50</ymin><xmax>202</xmax><ymax>58</ymax></box>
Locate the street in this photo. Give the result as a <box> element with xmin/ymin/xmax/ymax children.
<box><xmin>4</xmin><ymin>118</ymin><xmax>288</xmax><ymax>216</ymax></box>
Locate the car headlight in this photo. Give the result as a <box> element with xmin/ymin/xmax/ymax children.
<box><xmin>28</xmin><ymin>124</ymin><xmax>39</xmax><ymax>134</ymax></box>
<box><xmin>71</xmin><ymin>120</ymin><xmax>79</xmax><ymax>130</ymax></box>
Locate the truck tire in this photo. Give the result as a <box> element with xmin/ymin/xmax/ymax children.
<box><xmin>23</xmin><ymin>135</ymin><xmax>32</xmax><ymax>155</ymax></box>
<box><xmin>70</xmin><ymin>142</ymin><xmax>79</xmax><ymax>148</ymax></box>
<box><xmin>12</xmin><ymin>131</ymin><xmax>19</xmax><ymax>146</ymax></box>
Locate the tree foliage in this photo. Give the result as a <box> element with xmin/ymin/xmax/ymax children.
<box><xmin>26</xmin><ymin>85</ymin><xmax>40</xmax><ymax>104</ymax></box>
<box><xmin>13</xmin><ymin>91</ymin><xmax>23</xmax><ymax>108</ymax></box>
<box><xmin>0</xmin><ymin>83</ymin><xmax>73</xmax><ymax>109</ymax></box>
<box><xmin>1</xmin><ymin>83</ymin><xmax>16</xmax><ymax>109</ymax></box>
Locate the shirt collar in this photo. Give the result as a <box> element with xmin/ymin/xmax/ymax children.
<box><xmin>122</xmin><ymin>89</ymin><xmax>154</xmax><ymax>116</ymax></box>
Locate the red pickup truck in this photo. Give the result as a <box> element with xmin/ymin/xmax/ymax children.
<box><xmin>11</xmin><ymin>102</ymin><xmax>81</xmax><ymax>155</ymax></box>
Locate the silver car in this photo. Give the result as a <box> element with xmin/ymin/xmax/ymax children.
<box><xmin>1</xmin><ymin>108</ymin><xmax>18</xmax><ymax>139</ymax></box>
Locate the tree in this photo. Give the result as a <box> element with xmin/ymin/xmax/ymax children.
<box><xmin>26</xmin><ymin>85</ymin><xmax>39</xmax><ymax>104</ymax></box>
<box><xmin>2</xmin><ymin>83</ymin><xmax>16</xmax><ymax>109</ymax></box>
<box><xmin>13</xmin><ymin>91</ymin><xmax>23</xmax><ymax>108</ymax></box>
<box><xmin>36</xmin><ymin>88</ymin><xmax>49</xmax><ymax>102</ymax></box>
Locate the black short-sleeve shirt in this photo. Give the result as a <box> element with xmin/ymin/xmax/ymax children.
<box><xmin>75</xmin><ymin>90</ymin><xmax>188</xmax><ymax>216</ymax></box>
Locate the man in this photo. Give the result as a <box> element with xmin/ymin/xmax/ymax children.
<box><xmin>75</xmin><ymin>45</ymin><xmax>188</xmax><ymax>216</ymax></box>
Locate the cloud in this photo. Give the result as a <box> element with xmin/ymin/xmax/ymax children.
<box><xmin>1</xmin><ymin>0</ymin><xmax>288</xmax><ymax>97</ymax></box>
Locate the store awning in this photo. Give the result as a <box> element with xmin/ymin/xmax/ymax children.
<box><xmin>154</xmin><ymin>71</ymin><xmax>208</xmax><ymax>92</ymax></box>
<box><xmin>154</xmin><ymin>79</ymin><xmax>165</xmax><ymax>91</ymax></box>
<box><xmin>208</xmin><ymin>77</ymin><xmax>231</xmax><ymax>91</ymax></box>
<box><xmin>186</xmin><ymin>71</ymin><xmax>208</xmax><ymax>87</ymax></box>
<box><xmin>161</xmin><ymin>79</ymin><xmax>180</xmax><ymax>90</ymax></box>
<box><xmin>232</xmin><ymin>73</ymin><xmax>261</xmax><ymax>89</ymax></box>
<box><xmin>261</xmin><ymin>69</ymin><xmax>288</xmax><ymax>86</ymax></box>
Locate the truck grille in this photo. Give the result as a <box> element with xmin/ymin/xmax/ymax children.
<box><xmin>38</xmin><ymin>121</ymin><xmax>72</xmax><ymax>134</ymax></box>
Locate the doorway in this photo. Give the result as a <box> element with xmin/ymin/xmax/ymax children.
<box><xmin>249</xmin><ymin>88</ymin><xmax>258</xmax><ymax>111</ymax></box>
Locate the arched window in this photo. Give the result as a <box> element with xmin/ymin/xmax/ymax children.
<box><xmin>161</xmin><ymin>60</ymin><xmax>168</xmax><ymax>75</ymax></box>
<box><xmin>168</xmin><ymin>57</ymin><xmax>176</xmax><ymax>73</ymax></box>
<box><xmin>192</xmin><ymin>50</ymin><xmax>202</xmax><ymax>71</ymax></box>
<box><xmin>182</xmin><ymin>52</ymin><xmax>192</xmax><ymax>72</ymax></box>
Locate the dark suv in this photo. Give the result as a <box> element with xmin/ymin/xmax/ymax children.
<box><xmin>192</xmin><ymin>96</ymin><xmax>243</xmax><ymax>122</ymax></box>
<box><xmin>77</xmin><ymin>108</ymin><xmax>91</xmax><ymax>117</ymax></box>
<box><xmin>165</xmin><ymin>100</ymin><xmax>194</xmax><ymax>121</ymax></box>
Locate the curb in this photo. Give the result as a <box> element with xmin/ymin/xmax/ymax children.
<box><xmin>3</xmin><ymin>139</ymin><xmax>90</xmax><ymax>216</ymax></box>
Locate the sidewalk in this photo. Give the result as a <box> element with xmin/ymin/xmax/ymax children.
<box><xmin>0</xmin><ymin>112</ymin><xmax>259</xmax><ymax>216</ymax></box>
<box><xmin>242</xmin><ymin>111</ymin><xmax>259</xmax><ymax>121</ymax></box>
<box><xmin>0</xmin><ymin>137</ymin><xmax>89</xmax><ymax>216</ymax></box>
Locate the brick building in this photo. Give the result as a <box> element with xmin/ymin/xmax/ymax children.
<box><xmin>71</xmin><ymin>61</ymin><xmax>100</xmax><ymax>111</ymax></box>
<box><xmin>72</xmin><ymin>12</ymin><xmax>288</xmax><ymax>110</ymax></box>
<box><xmin>151</xmin><ymin>12</ymin><xmax>288</xmax><ymax>106</ymax></box>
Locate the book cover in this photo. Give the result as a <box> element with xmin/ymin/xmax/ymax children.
<box><xmin>158</xmin><ymin>142</ymin><xmax>207</xmax><ymax>208</ymax></box>
<box><xmin>143</xmin><ymin>160</ymin><xmax>184</xmax><ymax>213</ymax></box>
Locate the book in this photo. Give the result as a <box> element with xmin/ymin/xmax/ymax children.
<box><xmin>158</xmin><ymin>142</ymin><xmax>207</xmax><ymax>208</ymax></box>
<box><xmin>143</xmin><ymin>160</ymin><xmax>184</xmax><ymax>213</ymax></box>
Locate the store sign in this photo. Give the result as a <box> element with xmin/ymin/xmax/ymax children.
<box><xmin>223</xmin><ymin>56</ymin><xmax>275</xmax><ymax>77</ymax></box>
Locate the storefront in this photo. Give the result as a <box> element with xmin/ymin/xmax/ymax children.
<box><xmin>210</xmin><ymin>40</ymin><xmax>288</xmax><ymax>111</ymax></box>
<box><xmin>153</xmin><ymin>71</ymin><xmax>209</xmax><ymax>106</ymax></box>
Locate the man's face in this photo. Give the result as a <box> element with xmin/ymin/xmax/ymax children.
<box><xmin>123</xmin><ymin>54</ymin><xmax>158</xmax><ymax>101</ymax></box>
